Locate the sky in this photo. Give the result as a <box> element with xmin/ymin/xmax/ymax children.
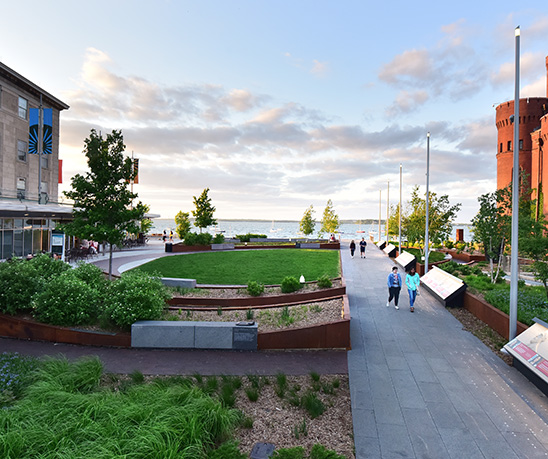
<box><xmin>2</xmin><ymin>1</ymin><xmax>548</xmax><ymax>223</ymax></box>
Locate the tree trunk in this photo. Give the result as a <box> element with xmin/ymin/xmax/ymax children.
<box><xmin>108</xmin><ymin>243</ymin><xmax>113</xmax><ymax>280</ymax></box>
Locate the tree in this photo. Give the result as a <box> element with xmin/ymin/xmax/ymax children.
<box><xmin>387</xmin><ymin>204</ymin><xmax>402</xmax><ymax>239</ymax></box>
<box><xmin>192</xmin><ymin>188</ymin><xmax>217</xmax><ymax>233</ymax></box>
<box><xmin>471</xmin><ymin>186</ymin><xmax>511</xmax><ymax>283</ymax></box>
<box><xmin>319</xmin><ymin>199</ymin><xmax>340</xmax><ymax>238</ymax></box>
<box><xmin>175</xmin><ymin>211</ymin><xmax>192</xmax><ymax>240</ymax></box>
<box><xmin>402</xmin><ymin>186</ymin><xmax>461</xmax><ymax>250</ymax></box>
<box><xmin>62</xmin><ymin>129</ymin><xmax>147</xmax><ymax>279</ymax></box>
<box><xmin>299</xmin><ymin>205</ymin><xmax>315</xmax><ymax>237</ymax></box>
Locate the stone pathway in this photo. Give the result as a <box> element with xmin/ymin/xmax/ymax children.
<box><xmin>344</xmin><ymin>241</ymin><xmax>548</xmax><ymax>458</ymax></box>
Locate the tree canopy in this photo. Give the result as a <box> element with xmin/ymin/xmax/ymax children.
<box><xmin>175</xmin><ymin>211</ymin><xmax>192</xmax><ymax>239</ymax></box>
<box><xmin>62</xmin><ymin>129</ymin><xmax>147</xmax><ymax>278</ymax></box>
<box><xmin>319</xmin><ymin>200</ymin><xmax>340</xmax><ymax>237</ymax></box>
<box><xmin>299</xmin><ymin>205</ymin><xmax>315</xmax><ymax>236</ymax></box>
<box><xmin>192</xmin><ymin>188</ymin><xmax>217</xmax><ymax>232</ymax></box>
<box><xmin>402</xmin><ymin>186</ymin><xmax>461</xmax><ymax>247</ymax></box>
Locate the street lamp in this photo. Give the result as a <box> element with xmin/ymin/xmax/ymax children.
<box><xmin>509</xmin><ymin>26</ymin><xmax>520</xmax><ymax>340</ymax></box>
<box><xmin>399</xmin><ymin>164</ymin><xmax>402</xmax><ymax>252</ymax></box>
<box><xmin>424</xmin><ymin>132</ymin><xmax>430</xmax><ymax>273</ymax></box>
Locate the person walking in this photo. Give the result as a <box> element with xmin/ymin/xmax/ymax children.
<box><xmin>406</xmin><ymin>266</ymin><xmax>421</xmax><ymax>313</ymax></box>
<box><xmin>359</xmin><ymin>237</ymin><xmax>367</xmax><ymax>258</ymax></box>
<box><xmin>349</xmin><ymin>240</ymin><xmax>356</xmax><ymax>258</ymax></box>
<box><xmin>386</xmin><ymin>266</ymin><xmax>402</xmax><ymax>310</ymax></box>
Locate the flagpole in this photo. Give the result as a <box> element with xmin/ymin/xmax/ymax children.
<box><xmin>38</xmin><ymin>94</ymin><xmax>43</xmax><ymax>204</ymax></box>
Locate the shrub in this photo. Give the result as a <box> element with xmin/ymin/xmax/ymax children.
<box><xmin>310</xmin><ymin>444</ymin><xmax>346</xmax><ymax>459</ymax></box>
<box><xmin>316</xmin><ymin>274</ymin><xmax>332</xmax><ymax>289</ymax></box>
<box><xmin>272</xmin><ymin>447</ymin><xmax>306</xmax><ymax>459</ymax></box>
<box><xmin>0</xmin><ymin>352</ymin><xmax>39</xmax><ymax>403</ymax></box>
<box><xmin>212</xmin><ymin>233</ymin><xmax>226</xmax><ymax>244</ymax></box>
<box><xmin>247</xmin><ymin>281</ymin><xmax>264</xmax><ymax>297</ymax></box>
<box><xmin>28</xmin><ymin>253</ymin><xmax>72</xmax><ymax>279</ymax></box>
<box><xmin>444</xmin><ymin>240</ymin><xmax>454</xmax><ymax>250</ymax></box>
<box><xmin>235</xmin><ymin>233</ymin><xmax>267</xmax><ymax>243</ymax></box>
<box><xmin>0</xmin><ymin>259</ymin><xmax>45</xmax><ymax>314</ymax></box>
<box><xmin>32</xmin><ymin>270</ymin><xmax>101</xmax><ymax>326</ymax></box>
<box><xmin>301</xmin><ymin>391</ymin><xmax>326</xmax><ymax>418</ymax></box>
<box><xmin>104</xmin><ymin>271</ymin><xmax>170</xmax><ymax>329</ymax></box>
<box><xmin>209</xmin><ymin>441</ymin><xmax>247</xmax><ymax>459</ymax></box>
<box><xmin>484</xmin><ymin>286</ymin><xmax>548</xmax><ymax>326</ymax></box>
<box><xmin>183</xmin><ymin>232</ymin><xmax>213</xmax><ymax>246</ymax></box>
<box><xmin>281</xmin><ymin>276</ymin><xmax>302</xmax><ymax>293</ymax></box>
<box><xmin>72</xmin><ymin>262</ymin><xmax>107</xmax><ymax>292</ymax></box>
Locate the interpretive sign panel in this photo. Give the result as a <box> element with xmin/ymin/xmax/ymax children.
<box><xmin>504</xmin><ymin>319</ymin><xmax>548</xmax><ymax>395</ymax></box>
<box><xmin>420</xmin><ymin>266</ymin><xmax>466</xmax><ymax>307</ymax></box>
<box><xmin>396</xmin><ymin>251</ymin><xmax>416</xmax><ymax>271</ymax></box>
<box><xmin>377</xmin><ymin>241</ymin><xmax>386</xmax><ymax>250</ymax></box>
<box><xmin>383</xmin><ymin>243</ymin><xmax>397</xmax><ymax>257</ymax></box>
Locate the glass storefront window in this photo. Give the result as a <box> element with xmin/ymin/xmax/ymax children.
<box><xmin>42</xmin><ymin>230</ymin><xmax>51</xmax><ymax>253</ymax></box>
<box><xmin>14</xmin><ymin>219</ymin><xmax>24</xmax><ymax>229</ymax></box>
<box><xmin>24</xmin><ymin>230</ymin><xmax>32</xmax><ymax>256</ymax></box>
<box><xmin>33</xmin><ymin>230</ymin><xmax>42</xmax><ymax>254</ymax></box>
<box><xmin>13</xmin><ymin>230</ymin><xmax>23</xmax><ymax>257</ymax></box>
<box><xmin>4</xmin><ymin>219</ymin><xmax>14</xmax><ymax>230</ymax></box>
<box><xmin>3</xmin><ymin>230</ymin><xmax>13</xmax><ymax>259</ymax></box>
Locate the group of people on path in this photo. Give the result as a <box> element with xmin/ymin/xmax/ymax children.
<box><xmin>349</xmin><ymin>237</ymin><xmax>367</xmax><ymax>258</ymax></box>
<box><xmin>349</xmin><ymin>238</ymin><xmax>421</xmax><ymax>312</ymax></box>
<box><xmin>387</xmin><ymin>265</ymin><xmax>420</xmax><ymax>312</ymax></box>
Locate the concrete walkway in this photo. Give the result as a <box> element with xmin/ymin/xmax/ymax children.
<box><xmin>344</xmin><ymin>242</ymin><xmax>548</xmax><ymax>458</ymax></box>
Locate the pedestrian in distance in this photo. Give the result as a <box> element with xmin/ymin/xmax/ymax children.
<box><xmin>350</xmin><ymin>240</ymin><xmax>356</xmax><ymax>258</ymax></box>
<box><xmin>359</xmin><ymin>237</ymin><xmax>367</xmax><ymax>258</ymax></box>
<box><xmin>386</xmin><ymin>266</ymin><xmax>402</xmax><ymax>310</ymax></box>
<box><xmin>406</xmin><ymin>266</ymin><xmax>421</xmax><ymax>313</ymax></box>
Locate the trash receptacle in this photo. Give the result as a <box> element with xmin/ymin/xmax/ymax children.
<box><xmin>165</xmin><ymin>243</ymin><xmax>172</xmax><ymax>253</ymax></box>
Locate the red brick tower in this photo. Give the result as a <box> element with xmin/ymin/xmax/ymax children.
<box><xmin>496</xmin><ymin>97</ymin><xmax>548</xmax><ymax>191</ymax></box>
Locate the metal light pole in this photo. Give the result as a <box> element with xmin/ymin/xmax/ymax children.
<box><xmin>509</xmin><ymin>26</ymin><xmax>520</xmax><ymax>340</ymax></box>
<box><xmin>386</xmin><ymin>181</ymin><xmax>389</xmax><ymax>243</ymax></box>
<box><xmin>424</xmin><ymin>132</ymin><xmax>430</xmax><ymax>273</ymax></box>
<box><xmin>399</xmin><ymin>164</ymin><xmax>402</xmax><ymax>252</ymax></box>
<box><xmin>378</xmin><ymin>189</ymin><xmax>381</xmax><ymax>242</ymax></box>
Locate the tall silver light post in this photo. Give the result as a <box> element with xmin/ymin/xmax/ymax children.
<box><xmin>378</xmin><ymin>189</ymin><xmax>381</xmax><ymax>241</ymax></box>
<box><xmin>386</xmin><ymin>181</ymin><xmax>390</xmax><ymax>243</ymax></box>
<box><xmin>509</xmin><ymin>26</ymin><xmax>520</xmax><ymax>340</ymax></box>
<box><xmin>424</xmin><ymin>132</ymin><xmax>431</xmax><ymax>273</ymax></box>
<box><xmin>399</xmin><ymin>164</ymin><xmax>402</xmax><ymax>252</ymax></box>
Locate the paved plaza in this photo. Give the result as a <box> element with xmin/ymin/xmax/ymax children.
<box><xmin>3</xmin><ymin>240</ymin><xmax>548</xmax><ymax>457</ymax></box>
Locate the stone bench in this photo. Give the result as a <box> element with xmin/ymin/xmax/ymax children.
<box><xmin>131</xmin><ymin>320</ymin><xmax>257</xmax><ymax>350</ymax></box>
<box><xmin>160</xmin><ymin>277</ymin><xmax>197</xmax><ymax>289</ymax></box>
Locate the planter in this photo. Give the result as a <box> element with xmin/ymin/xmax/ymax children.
<box><xmin>441</xmin><ymin>249</ymin><xmax>486</xmax><ymax>263</ymax></box>
<box><xmin>0</xmin><ymin>314</ymin><xmax>131</xmax><ymax>347</ymax></box>
<box><xmin>415</xmin><ymin>259</ymin><xmax>449</xmax><ymax>276</ymax></box>
<box><xmin>462</xmin><ymin>291</ymin><xmax>528</xmax><ymax>340</ymax></box>
<box><xmin>257</xmin><ymin>295</ymin><xmax>351</xmax><ymax>350</ymax></box>
<box><xmin>171</xmin><ymin>244</ymin><xmax>211</xmax><ymax>253</ymax></box>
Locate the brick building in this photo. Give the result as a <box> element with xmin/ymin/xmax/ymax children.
<box><xmin>0</xmin><ymin>61</ymin><xmax>72</xmax><ymax>259</ymax></box>
<box><xmin>496</xmin><ymin>57</ymin><xmax>548</xmax><ymax>219</ymax></box>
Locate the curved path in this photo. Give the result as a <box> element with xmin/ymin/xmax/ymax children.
<box><xmin>344</xmin><ymin>242</ymin><xmax>548</xmax><ymax>458</ymax></box>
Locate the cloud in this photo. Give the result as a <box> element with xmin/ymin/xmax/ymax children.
<box><xmin>385</xmin><ymin>90</ymin><xmax>429</xmax><ymax>116</ymax></box>
<box><xmin>311</xmin><ymin>60</ymin><xmax>329</xmax><ymax>77</ymax></box>
<box><xmin>284</xmin><ymin>52</ymin><xmax>330</xmax><ymax>77</ymax></box>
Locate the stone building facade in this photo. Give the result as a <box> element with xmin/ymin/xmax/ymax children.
<box><xmin>0</xmin><ymin>61</ymin><xmax>72</xmax><ymax>259</ymax></box>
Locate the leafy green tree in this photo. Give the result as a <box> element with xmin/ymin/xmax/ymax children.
<box><xmin>299</xmin><ymin>205</ymin><xmax>315</xmax><ymax>236</ymax></box>
<box><xmin>62</xmin><ymin>129</ymin><xmax>147</xmax><ymax>278</ymax></box>
<box><xmin>402</xmin><ymin>186</ymin><xmax>461</xmax><ymax>251</ymax></box>
<box><xmin>175</xmin><ymin>211</ymin><xmax>192</xmax><ymax>239</ymax></box>
<box><xmin>192</xmin><ymin>188</ymin><xmax>217</xmax><ymax>233</ymax></box>
<box><xmin>140</xmin><ymin>204</ymin><xmax>153</xmax><ymax>234</ymax></box>
<box><xmin>319</xmin><ymin>199</ymin><xmax>340</xmax><ymax>238</ymax></box>
<box><xmin>387</xmin><ymin>204</ymin><xmax>402</xmax><ymax>239</ymax></box>
<box><xmin>471</xmin><ymin>186</ymin><xmax>512</xmax><ymax>282</ymax></box>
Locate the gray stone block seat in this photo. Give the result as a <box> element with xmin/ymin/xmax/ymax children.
<box><xmin>131</xmin><ymin>320</ymin><xmax>257</xmax><ymax>350</ymax></box>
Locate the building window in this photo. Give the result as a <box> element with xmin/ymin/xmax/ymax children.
<box><xmin>519</xmin><ymin>139</ymin><xmax>523</xmax><ymax>150</ymax></box>
<box><xmin>17</xmin><ymin>178</ymin><xmax>26</xmax><ymax>199</ymax></box>
<box><xmin>18</xmin><ymin>97</ymin><xmax>27</xmax><ymax>119</ymax></box>
<box><xmin>500</xmin><ymin>143</ymin><xmax>503</xmax><ymax>153</ymax></box>
<box><xmin>17</xmin><ymin>140</ymin><xmax>27</xmax><ymax>162</ymax></box>
<box><xmin>41</xmin><ymin>156</ymin><xmax>48</xmax><ymax>169</ymax></box>
<box><xmin>508</xmin><ymin>140</ymin><xmax>512</xmax><ymax>151</ymax></box>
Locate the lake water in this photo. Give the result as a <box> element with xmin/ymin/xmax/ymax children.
<box><xmin>150</xmin><ymin>219</ymin><xmax>473</xmax><ymax>242</ymax></box>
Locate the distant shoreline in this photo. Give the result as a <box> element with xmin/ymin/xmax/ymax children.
<box><xmin>152</xmin><ymin>218</ymin><xmax>472</xmax><ymax>226</ymax></box>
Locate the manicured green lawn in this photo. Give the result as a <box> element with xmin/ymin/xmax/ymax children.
<box><xmin>401</xmin><ymin>247</ymin><xmax>446</xmax><ymax>263</ymax></box>
<box><xmin>135</xmin><ymin>249</ymin><xmax>340</xmax><ymax>284</ymax></box>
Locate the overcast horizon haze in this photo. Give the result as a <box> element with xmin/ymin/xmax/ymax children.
<box><xmin>2</xmin><ymin>1</ymin><xmax>548</xmax><ymax>223</ymax></box>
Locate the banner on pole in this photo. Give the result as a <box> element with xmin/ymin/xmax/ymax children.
<box><xmin>29</xmin><ymin>108</ymin><xmax>53</xmax><ymax>154</ymax></box>
<box><xmin>133</xmin><ymin>158</ymin><xmax>139</xmax><ymax>184</ymax></box>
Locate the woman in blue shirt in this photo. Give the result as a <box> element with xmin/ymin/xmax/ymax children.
<box><xmin>405</xmin><ymin>267</ymin><xmax>421</xmax><ymax>312</ymax></box>
<box><xmin>386</xmin><ymin>266</ymin><xmax>402</xmax><ymax>310</ymax></box>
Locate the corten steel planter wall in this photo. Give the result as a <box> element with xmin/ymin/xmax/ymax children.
<box><xmin>440</xmin><ymin>249</ymin><xmax>486</xmax><ymax>263</ymax></box>
<box><xmin>171</xmin><ymin>244</ymin><xmax>212</xmax><ymax>253</ymax></box>
<box><xmin>0</xmin><ymin>314</ymin><xmax>131</xmax><ymax>347</ymax></box>
<box><xmin>462</xmin><ymin>291</ymin><xmax>528</xmax><ymax>340</ymax></box>
<box><xmin>168</xmin><ymin>283</ymin><xmax>346</xmax><ymax>307</ymax></box>
<box><xmin>257</xmin><ymin>294</ymin><xmax>351</xmax><ymax>350</ymax></box>
<box><xmin>234</xmin><ymin>244</ymin><xmax>297</xmax><ymax>250</ymax></box>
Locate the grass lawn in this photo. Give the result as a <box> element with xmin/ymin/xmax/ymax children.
<box><xmin>135</xmin><ymin>249</ymin><xmax>340</xmax><ymax>285</ymax></box>
<box><xmin>400</xmin><ymin>247</ymin><xmax>446</xmax><ymax>263</ymax></box>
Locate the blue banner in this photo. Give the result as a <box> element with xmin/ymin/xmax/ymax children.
<box><xmin>29</xmin><ymin>108</ymin><xmax>53</xmax><ymax>154</ymax></box>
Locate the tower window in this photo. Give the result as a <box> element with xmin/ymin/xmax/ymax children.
<box><xmin>508</xmin><ymin>140</ymin><xmax>512</xmax><ymax>151</ymax></box>
<box><xmin>18</xmin><ymin>97</ymin><xmax>27</xmax><ymax>119</ymax></box>
<box><xmin>519</xmin><ymin>139</ymin><xmax>523</xmax><ymax>150</ymax></box>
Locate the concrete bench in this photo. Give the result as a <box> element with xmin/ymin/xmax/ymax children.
<box><xmin>160</xmin><ymin>277</ymin><xmax>197</xmax><ymax>289</ymax></box>
<box><xmin>297</xmin><ymin>242</ymin><xmax>321</xmax><ymax>249</ymax></box>
<box><xmin>131</xmin><ymin>320</ymin><xmax>257</xmax><ymax>350</ymax></box>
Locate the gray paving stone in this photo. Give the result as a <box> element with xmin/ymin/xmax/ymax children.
<box><xmin>474</xmin><ymin>438</ymin><xmax>520</xmax><ymax>459</ymax></box>
<box><xmin>373</xmin><ymin>396</ymin><xmax>405</xmax><ymax>425</ymax></box>
<box><xmin>418</xmin><ymin>381</ymin><xmax>450</xmax><ymax>403</ymax></box>
<box><xmin>377</xmin><ymin>422</ymin><xmax>414</xmax><ymax>458</ymax></box>
<box><xmin>407</xmin><ymin>431</ymin><xmax>449</xmax><ymax>459</ymax></box>
<box><xmin>437</xmin><ymin>427</ymin><xmax>484</xmax><ymax>459</ymax></box>
<box><xmin>351</xmin><ymin>408</ymin><xmax>378</xmax><ymax>438</ymax></box>
<box><xmin>504</xmin><ymin>431</ymin><xmax>548</xmax><ymax>459</ymax></box>
<box><xmin>354</xmin><ymin>435</ymin><xmax>381</xmax><ymax>459</ymax></box>
<box><xmin>426</xmin><ymin>401</ymin><xmax>466</xmax><ymax>430</ymax></box>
